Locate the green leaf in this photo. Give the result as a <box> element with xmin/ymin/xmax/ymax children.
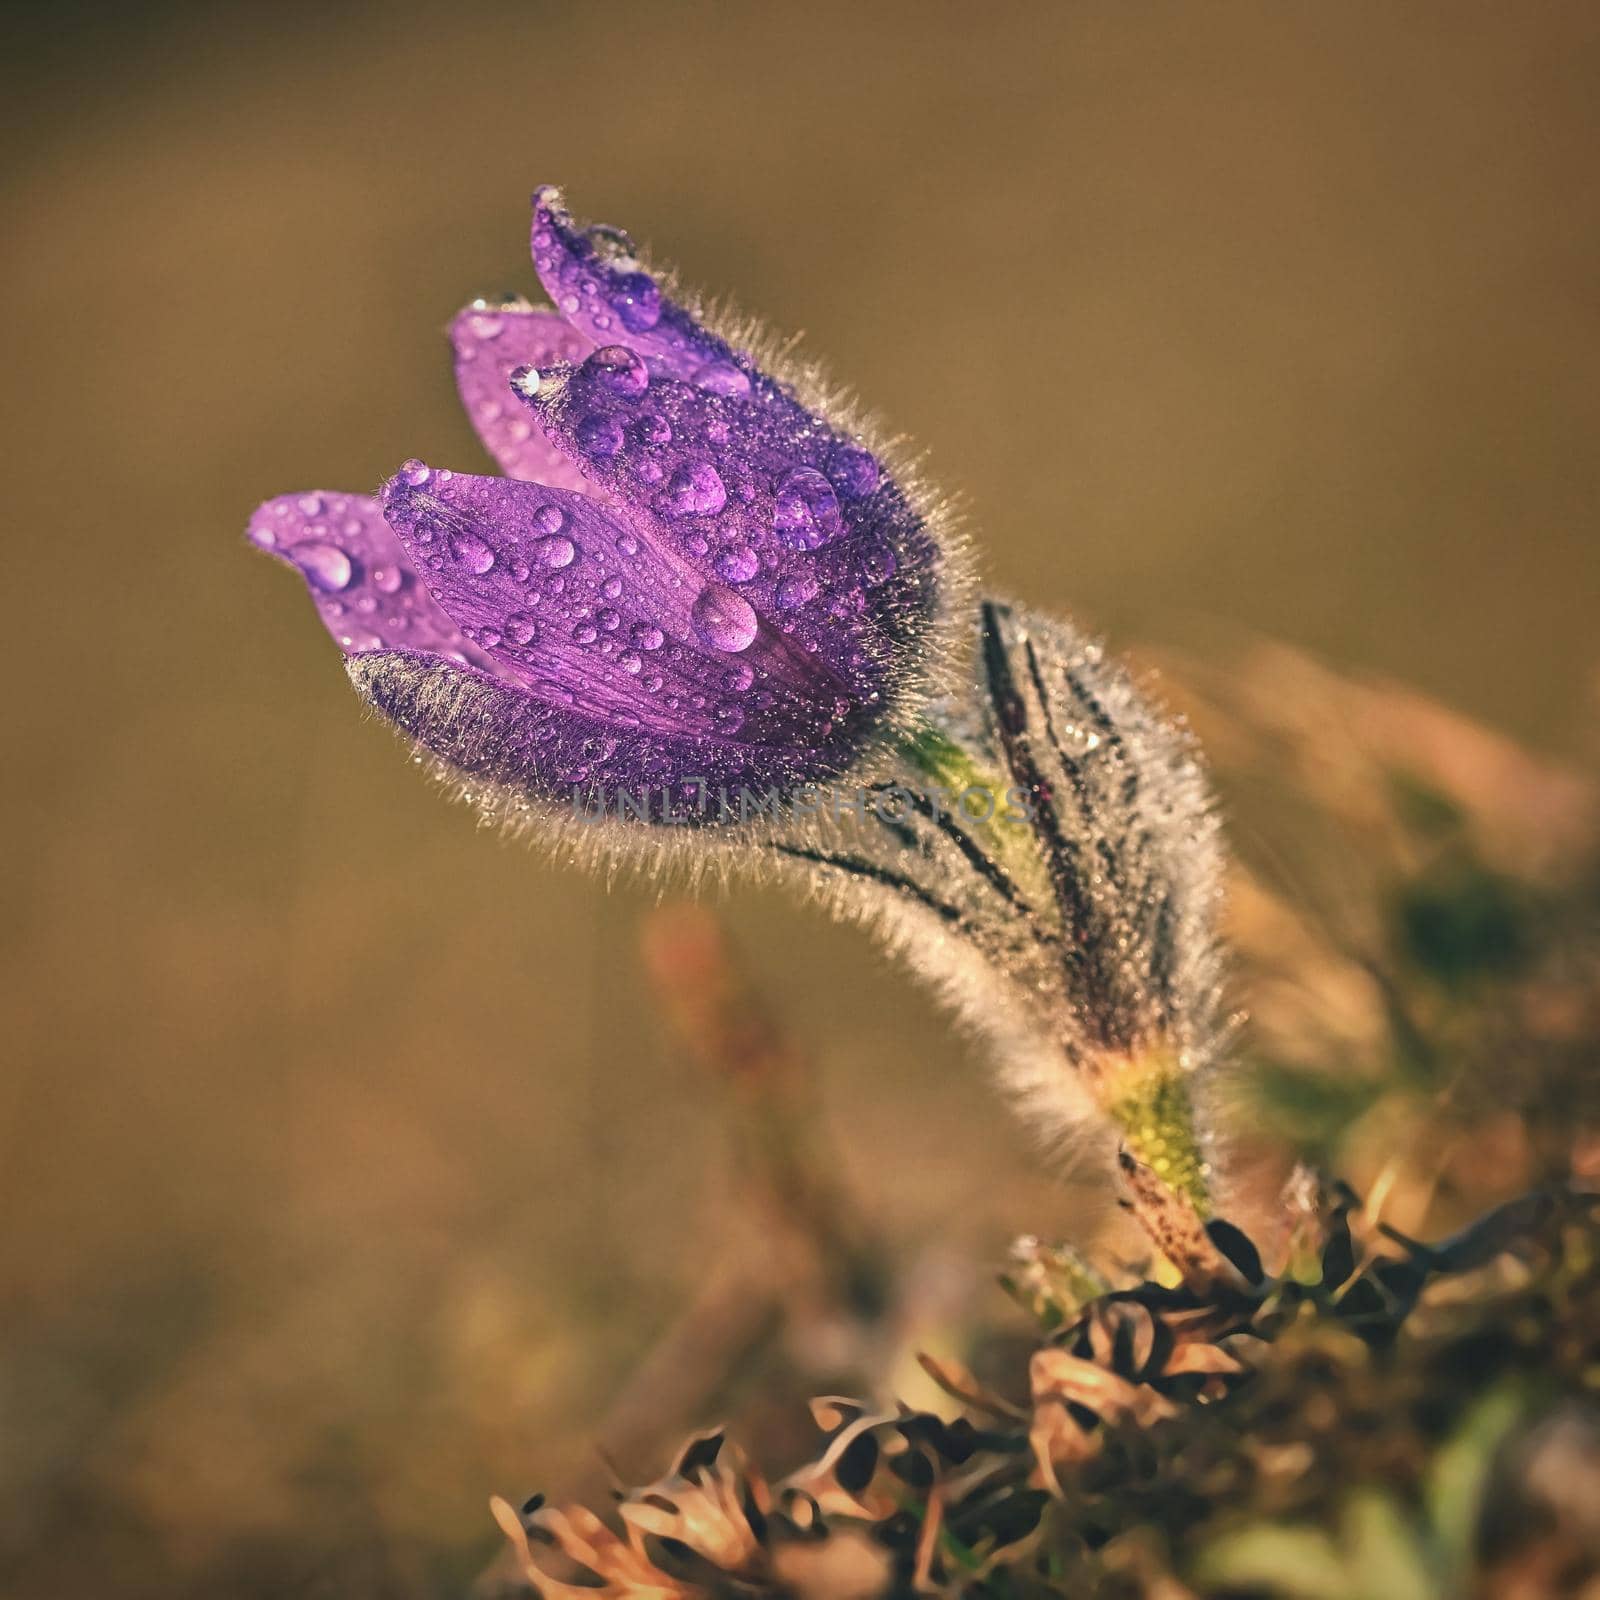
<box><xmin>1194</xmin><ymin>1524</ymin><xmax>1350</xmax><ymax>1599</ymax></box>
<box><xmin>1425</xmin><ymin>1383</ymin><xmax>1526</xmax><ymax>1583</ymax></box>
<box><xmin>1344</xmin><ymin>1489</ymin><xmax>1436</xmax><ymax>1600</ymax></box>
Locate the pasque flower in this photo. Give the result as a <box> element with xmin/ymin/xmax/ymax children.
<box><xmin>252</xmin><ymin>185</ymin><xmax>1226</xmax><ymax>1215</ymax></box>
<box><xmin>249</xmin><ymin>187</ymin><xmax>955</xmax><ymax>825</ymax></box>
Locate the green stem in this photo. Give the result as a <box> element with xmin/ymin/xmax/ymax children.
<box><xmin>1102</xmin><ymin>1063</ymin><xmax>1212</xmax><ymax>1216</ymax></box>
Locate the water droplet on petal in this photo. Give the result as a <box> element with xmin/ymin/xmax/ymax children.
<box><xmin>597</xmin><ymin>607</ymin><xmax>621</xmax><ymax>631</ymax></box>
<box><xmin>469</xmin><ymin>312</ymin><xmax>504</xmax><ymax>340</ymax></box>
<box><xmin>601</xmin><ymin>575</ymin><xmax>624</xmax><ymax>600</ymax></box>
<box><xmin>629</xmin><ymin>622</ymin><xmax>664</xmax><ymax>651</ymax></box>
<box><xmin>862</xmin><ymin>540</ymin><xmax>898</xmax><ymax>585</ymax></box>
<box><xmin>634</xmin><ymin>412</ymin><xmax>671</xmax><ymax>446</ymax></box>
<box><xmin>617</xmin><ymin>651</ymin><xmax>643</xmax><ymax>674</ymax></box>
<box><xmin>825</xmin><ymin>442</ymin><xmax>880</xmax><ymax>498</ymax></box>
<box><xmin>776</xmin><ymin>573</ymin><xmax>819</xmax><ymax>609</ymax></box>
<box><xmin>511</xmin><ymin>365</ymin><xmax>541</xmax><ymax>398</ymax></box>
<box><xmin>297</xmin><ymin>493</ymin><xmax>324</xmax><ymax>517</ymax></box>
<box><xmin>690</xmin><ymin>583</ymin><xmax>758</xmax><ymax>653</ymax></box>
<box><xmin>714</xmin><ymin>545</ymin><xmax>760</xmax><ymax>583</ymax></box>
<box><xmin>448</xmin><ymin>530</ymin><xmax>496</xmax><ymax>574</ymax></box>
<box><xmin>723</xmin><ymin>660</ymin><xmax>755</xmax><ymax>692</ymax></box>
<box><xmin>772</xmin><ymin>467</ymin><xmax>843</xmax><ymax>550</ymax></box>
<box><xmin>614</xmin><ymin>271</ymin><xmax>661</xmax><ymax>332</ymax></box>
<box><xmin>691</xmin><ymin>360</ymin><xmax>751</xmax><ymax>398</ymax></box>
<box><xmin>576</xmin><ymin>413</ymin><xmax>624</xmax><ymax>457</ymax></box>
<box><xmin>399</xmin><ymin>460</ymin><xmax>431</xmax><ymax>487</ymax></box>
<box><xmin>584</xmin><ymin>344</ymin><xmax>649</xmax><ymax>396</ymax></box>
<box><xmin>535</xmin><ymin>535</ymin><xmax>576</xmax><ymax>570</ymax></box>
<box><xmin>534</xmin><ymin>505</ymin><xmax>565</xmax><ymax>535</ymax></box>
<box><xmin>573</xmin><ymin>622</ymin><xmax>598</xmax><ymax>644</ymax></box>
<box><xmin>505</xmin><ymin>612</ymin><xmax>539</xmax><ymax>646</ymax></box>
<box><xmin>660</xmin><ymin>461</ymin><xmax>727</xmax><ymax>518</ymax></box>
<box><xmin>292</xmin><ymin>541</ymin><xmax>353</xmax><ymax>592</ymax></box>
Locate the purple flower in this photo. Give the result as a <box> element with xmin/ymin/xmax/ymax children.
<box><xmin>249</xmin><ymin>187</ymin><xmax>954</xmax><ymax>824</ymax></box>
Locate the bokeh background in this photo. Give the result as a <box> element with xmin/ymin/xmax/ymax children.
<box><xmin>4</xmin><ymin>3</ymin><xmax>1598</xmax><ymax>1595</ymax></box>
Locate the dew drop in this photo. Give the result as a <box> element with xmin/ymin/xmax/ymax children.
<box><xmin>534</xmin><ymin>505</ymin><xmax>565</xmax><ymax>535</ymax></box>
<box><xmin>297</xmin><ymin>493</ymin><xmax>325</xmax><ymax>517</ymax></box>
<box><xmin>370</xmin><ymin>564</ymin><xmax>404</xmax><ymax>595</ymax></box>
<box><xmin>690</xmin><ymin>583</ymin><xmax>759</xmax><ymax>653</ymax></box>
<box><xmin>691</xmin><ymin>360</ymin><xmax>751</xmax><ymax>398</ymax></box>
<box><xmin>775</xmin><ymin>572</ymin><xmax>819</xmax><ymax>609</ymax></box>
<box><xmin>469</xmin><ymin>312</ymin><xmax>504</xmax><ymax>340</ymax></box>
<box><xmin>399</xmin><ymin>459</ymin><xmax>431</xmax><ymax>487</ymax></box>
<box><xmin>634</xmin><ymin>412</ymin><xmax>672</xmax><ymax>446</ymax></box>
<box><xmin>723</xmin><ymin>660</ymin><xmax>755</xmax><ymax>692</ymax></box>
<box><xmin>510</xmin><ymin>365</ymin><xmax>541</xmax><ymax>398</ymax></box>
<box><xmin>576</xmin><ymin>413</ymin><xmax>624</xmax><ymax>457</ymax></box>
<box><xmin>292</xmin><ymin>541</ymin><xmax>353</xmax><ymax>592</ymax></box>
<box><xmin>714</xmin><ymin>545</ymin><xmax>760</xmax><ymax>583</ymax></box>
<box><xmin>630</xmin><ymin>622</ymin><xmax>664</xmax><ymax>651</ymax></box>
<box><xmin>617</xmin><ymin>532</ymin><xmax>639</xmax><ymax>557</ymax></box>
<box><xmin>825</xmin><ymin>442</ymin><xmax>880</xmax><ymax>498</ymax></box>
<box><xmin>862</xmin><ymin>540</ymin><xmax>898</xmax><ymax>586</ymax></box>
<box><xmin>659</xmin><ymin>461</ymin><xmax>727</xmax><ymax>518</ymax></box>
<box><xmin>584</xmin><ymin>344</ymin><xmax>649</xmax><ymax>397</ymax></box>
<box><xmin>448</xmin><ymin>530</ymin><xmax>496</xmax><ymax>574</ymax></box>
<box><xmin>614</xmin><ymin>271</ymin><xmax>661</xmax><ymax>333</ymax></box>
<box><xmin>535</xmin><ymin>535</ymin><xmax>576</xmax><ymax>570</ymax></box>
<box><xmin>597</xmin><ymin>607</ymin><xmax>621</xmax><ymax>631</ymax></box>
<box><xmin>573</xmin><ymin>622</ymin><xmax>598</xmax><ymax>644</ymax></box>
<box><xmin>505</xmin><ymin>612</ymin><xmax>539</xmax><ymax>646</ymax></box>
<box><xmin>772</xmin><ymin>467</ymin><xmax>843</xmax><ymax>550</ymax></box>
<box><xmin>618</xmin><ymin>651</ymin><xmax>643</xmax><ymax>675</ymax></box>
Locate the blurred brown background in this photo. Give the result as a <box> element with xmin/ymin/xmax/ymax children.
<box><xmin>3</xmin><ymin>3</ymin><xmax>1598</xmax><ymax>1595</ymax></box>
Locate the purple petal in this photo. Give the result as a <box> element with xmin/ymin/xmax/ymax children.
<box><xmin>518</xmin><ymin>190</ymin><xmax>941</xmax><ymax>676</ymax></box>
<box><xmin>377</xmin><ymin>464</ymin><xmax>872</xmax><ymax>762</ymax></box>
<box><xmin>515</xmin><ymin>347</ymin><xmax>940</xmax><ymax>674</ymax></box>
<box><xmin>349</xmin><ymin>648</ymin><xmax>864</xmax><ymax>819</ymax></box>
<box><xmin>450</xmin><ymin>299</ymin><xmax>593</xmax><ymax>485</ymax></box>
<box><xmin>530</xmin><ymin>186</ymin><xmax>740</xmax><ymax>387</ymax></box>
<box><xmin>247</xmin><ymin>490</ymin><xmax>498</xmax><ymax>670</ymax></box>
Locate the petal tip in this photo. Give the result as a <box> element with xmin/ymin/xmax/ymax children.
<box><xmin>531</xmin><ymin>183</ymin><xmax>566</xmax><ymax>224</ymax></box>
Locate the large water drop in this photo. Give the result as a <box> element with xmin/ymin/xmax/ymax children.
<box><xmin>772</xmin><ymin>467</ymin><xmax>842</xmax><ymax>550</ymax></box>
<box><xmin>292</xmin><ymin>541</ymin><xmax>353</xmax><ymax>592</ymax></box>
<box><xmin>448</xmin><ymin>530</ymin><xmax>496</xmax><ymax>575</ymax></box>
<box><xmin>690</xmin><ymin>583</ymin><xmax>758</xmax><ymax>653</ymax></box>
